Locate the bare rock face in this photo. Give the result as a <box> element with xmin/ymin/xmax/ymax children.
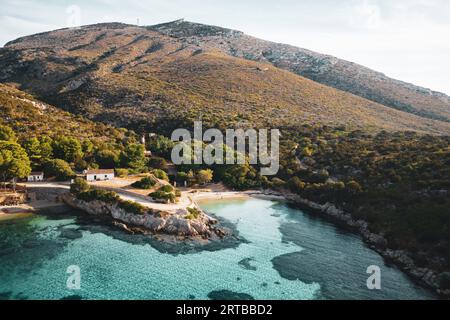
<box><xmin>62</xmin><ymin>194</ymin><xmax>218</xmax><ymax>238</ymax></box>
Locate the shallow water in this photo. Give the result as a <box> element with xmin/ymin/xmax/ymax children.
<box><xmin>0</xmin><ymin>198</ymin><xmax>435</xmax><ymax>300</ymax></box>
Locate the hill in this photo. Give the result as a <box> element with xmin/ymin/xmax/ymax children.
<box><xmin>150</xmin><ymin>19</ymin><xmax>450</xmax><ymax>123</ymax></box>
<box><xmin>0</xmin><ymin>83</ymin><xmax>128</xmax><ymax>142</ymax></box>
<box><xmin>1</xmin><ymin>22</ymin><xmax>449</xmax><ymax>135</ymax></box>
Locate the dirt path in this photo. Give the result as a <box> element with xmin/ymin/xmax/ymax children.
<box><xmin>23</xmin><ymin>181</ymin><xmax>195</xmax><ymax>213</ymax></box>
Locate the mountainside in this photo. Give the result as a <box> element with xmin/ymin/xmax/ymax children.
<box><xmin>150</xmin><ymin>20</ymin><xmax>450</xmax><ymax>123</ymax></box>
<box><xmin>0</xmin><ymin>83</ymin><xmax>128</xmax><ymax>142</ymax></box>
<box><xmin>0</xmin><ymin>22</ymin><xmax>449</xmax><ymax>135</ymax></box>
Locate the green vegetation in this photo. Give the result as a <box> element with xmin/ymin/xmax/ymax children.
<box><xmin>117</xmin><ymin>200</ymin><xmax>148</xmax><ymax>215</ymax></box>
<box><xmin>148</xmin><ymin>156</ymin><xmax>168</xmax><ymax>170</ymax></box>
<box><xmin>22</xmin><ymin>136</ymin><xmax>53</xmax><ymax>166</ymax></box>
<box><xmin>0</xmin><ymin>140</ymin><xmax>31</xmax><ymax>185</ymax></box>
<box><xmin>131</xmin><ymin>176</ymin><xmax>157</xmax><ymax>189</ymax></box>
<box><xmin>70</xmin><ymin>181</ymin><xmax>149</xmax><ymax>215</ymax></box>
<box><xmin>115</xmin><ymin>168</ymin><xmax>129</xmax><ymax>177</ymax></box>
<box><xmin>149</xmin><ymin>184</ymin><xmax>178</xmax><ymax>203</ymax></box>
<box><xmin>95</xmin><ymin>149</ymin><xmax>120</xmax><ymax>169</ymax></box>
<box><xmin>151</xmin><ymin>169</ymin><xmax>169</xmax><ymax>181</ymax></box>
<box><xmin>0</xmin><ymin>125</ymin><xmax>17</xmax><ymax>142</ymax></box>
<box><xmin>185</xmin><ymin>207</ymin><xmax>202</xmax><ymax>220</ymax></box>
<box><xmin>120</xmin><ymin>143</ymin><xmax>146</xmax><ymax>170</ymax></box>
<box><xmin>149</xmin><ymin>190</ymin><xmax>176</xmax><ymax>203</ymax></box>
<box><xmin>274</xmin><ymin>126</ymin><xmax>450</xmax><ymax>268</ymax></box>
<box><xmin>147</xmin><ymin>135</ymin><xmax>175</xmax><ymax>159</ymax></box>
<box><xmin>0</xmin><ymin>84</ymin><xmax>129</xmax><ymax>143</ymax></box>
<box><xmin>70</xmin><ymin>177</ymin><xmax>90</xmax><ymax>195</ymax></box>
<box><xmin>159</xmin><ymin>185</ymin><xmax>174</xmax><ymax>193</ymax></box>
<box><xmin>77</xmin><ymin>189</ymin><xmax>119</xmax><ymax>203</ymax></box>
<box><xmin>52</xmin><ymin>137</ymin><xmax>83</xmax><ymax>163</ymax></box>
<box><xmin>44</xmin><ymin>159</ymin><xmax>75</xmax><ymax>181</ymax></box>
<box><xmin>196</xmin><ymin>169</ymin><xmax>213</xmax><ymax>185</ymax></box>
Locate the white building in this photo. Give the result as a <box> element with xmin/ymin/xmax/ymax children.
<box><xmin>84</xmin><ymin>169</ymin><xmax>115</xmax><ymax>182</ymax></box>
<box><xmin>27</xmin><ymin>172</ymin><xmax>44</xmax><ymax>182</ymax></box>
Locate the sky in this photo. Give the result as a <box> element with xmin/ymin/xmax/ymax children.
<box><xmin>1</xmin><ymin>0</ymin><xmax>449</xmax><ymax>95</ymax></box>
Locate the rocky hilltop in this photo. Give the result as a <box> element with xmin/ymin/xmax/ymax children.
<box><xmin>1</xmin><ymin>22</ymin><xmax>449</xmax><ymax>135</ymax></box>
<box><xmin>150</xmin><ymin>19</ymin><xmax>450</xmax><ymax>123</ymax></box>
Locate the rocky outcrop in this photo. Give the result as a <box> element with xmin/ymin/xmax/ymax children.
<box><xmin>62</xmin><ymin>194</ymin><xmax>221</xmax><ymax>239</ymax></box>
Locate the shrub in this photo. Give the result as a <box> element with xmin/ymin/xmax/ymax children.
<box><xmin>149</xmin><ymin>190</ymin><xmax>175</xmax><ymax>203</ymax></box>
<box><xmin>148</xmin><ymin>156</ymin><xmax>167</xmax><ymax>170</ymax></box>
<box><xmin>196</xmin><ymin>169</ymin><xmax>213</xmax><ymax>185</ymax></box>
<box><xmin>346</xmin><ymin>180</ymin><xmax>363</xmax><ymax>194</ymax></box>
<box><xmin>70</xmin><ymin>177</ymin><xmax>90</xmax><ymax>195</ymax></box>
<box><xmin>185</xmin><ymin>207</ymin><xmax>201</xmax><ymax>220</ymax></box>
<box><xmin>288</xmin><ymin>177</ymin><xmax>306</xmax><ymax>193</ymax></box>
<box><xmin>44</xmin><ymin>159</ymin><xmax>75</xmax><ymax>181</ymax></box>
<box><xmin>159</xmin><ymin>185</ymin><xmax>174</xmax><ymax>193</ymax></box>
<box><xmin>176</xmin><ymin>171</ymin><xmax>188</xmax><ymax>184</ymax></box>
<box><xmin>77</xmin><ymin>189</ymin><xmax>119</xmax><ymax>203</ymax></box>
<box><xmin>271</xmin><ymin>177</ymin><xmax>286</xmax><ymax>189</ymax></box>
<box><xmin>131</xmin><ymin>176</ymin><xmax>157</xmax><ymax>189</ymax></box>
<box><xmin>115</xmin><ymin>168</ymin><xmax>129</xmax><ymax>178</ymax></box>
<box><xmin>118</xmin><ymin>200</ymin><xmax>147</xmax><ymax>215</ymax></box>
<box><xmin>152</xmin><ymin>169</ymin><xmax>169</xmax><ymax>181</ymax></box>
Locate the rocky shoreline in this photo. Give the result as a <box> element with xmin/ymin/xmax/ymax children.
<box><xmin>61</xmin><ymin>193</ymin><xmax>230</xmax><ymax>242</ymax></box>
<box><xmin>258</xmin><ymin>189</ymin><xmax>449</xmax><ymax>298</ymax></box>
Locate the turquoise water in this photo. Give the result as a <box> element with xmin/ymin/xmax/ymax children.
<box><xmin>0</xmin><ymin>198</ymin><xmax>435</xmax><ymax>300</ymax></box>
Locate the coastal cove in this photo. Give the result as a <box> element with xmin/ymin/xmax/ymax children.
<box><xmin>0</xmin><ymin>196</ymin><xmax>435</xmax><ymax>300</ymax></box>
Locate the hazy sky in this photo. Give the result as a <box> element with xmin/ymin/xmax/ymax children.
<box><xmin>1</xmin><ymin>0</ymin><xmax>449</xmax><ymax>94</ymax></box>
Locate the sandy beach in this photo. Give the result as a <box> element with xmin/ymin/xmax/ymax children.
<box><xmin>190</xmin><ymin>190</ymin><xmax>286</xmax><ymax>203</ymax></box>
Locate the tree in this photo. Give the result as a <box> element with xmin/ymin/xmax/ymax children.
<box><xmin>81</xmin><ymin>139</ymin><xmax>94</xmax><ymax>155</ymax></box>
<box><xmin>74</xmin><ymin>155</ymin><xmax>88</xmax><ymax>171</ymax></box>
<box><xmin>120</xmin><ymin>143</ymin><xmax>146</xmax><ymax>170</ymax></box>
<box><xmin>131</xmin><ymin>176</ymin><xmax>157</xmax><ymax>189</ymax></box>
<box><xmin>95</xmin><ymin>149</ymin><xmax>120</xmax><ymax>169</ymax></box>
<box><xmin>148</xmin><ymin>156</ymin><xmax>167</xmax><ymax>170</ymax></box>
<box><xmin>288</xmin><ymin>176</ymin><xmax>306</xmax><ymax>193</ymax></box>
<box><xmin>38</xmin><ymin>136</ymin><xmax>53</xmax><ymax>162</ymax></box>
<box><xmin>0</xmin><ymin>125</ymin><xmax>17</xmax><ymax>142</ymax></box>
<box><xmin>44</xmin><ymin>159</ymin><xmax>75</xmax><ymax>181</ymax></box>
<box><xmin>52</xmin><ymin>137</ymin><xmax>83</xmax><ymax>163</ymax></box>
<box><xmin>148</xmin><ymin>135</ymin><xmax>174</xmax><ymax>159</ymax></box>
<box><xmin>22</xmin><ymin>136</ymin><xmax>53</xmax><ymax>167</ymax></box>
<box><xmin>196</xmin><ymin>169</ymin><xmax>213</xmax><ymax>185</ymax></box>
<box><xmin>0</xmin><ymin>141</ymin><xmax>31</xmax><ymax>187</ymax></box>
<box><xmin>23</xmin><ymin>137</ymin><xmax>42</xmax><ymax>165</ymax></box>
